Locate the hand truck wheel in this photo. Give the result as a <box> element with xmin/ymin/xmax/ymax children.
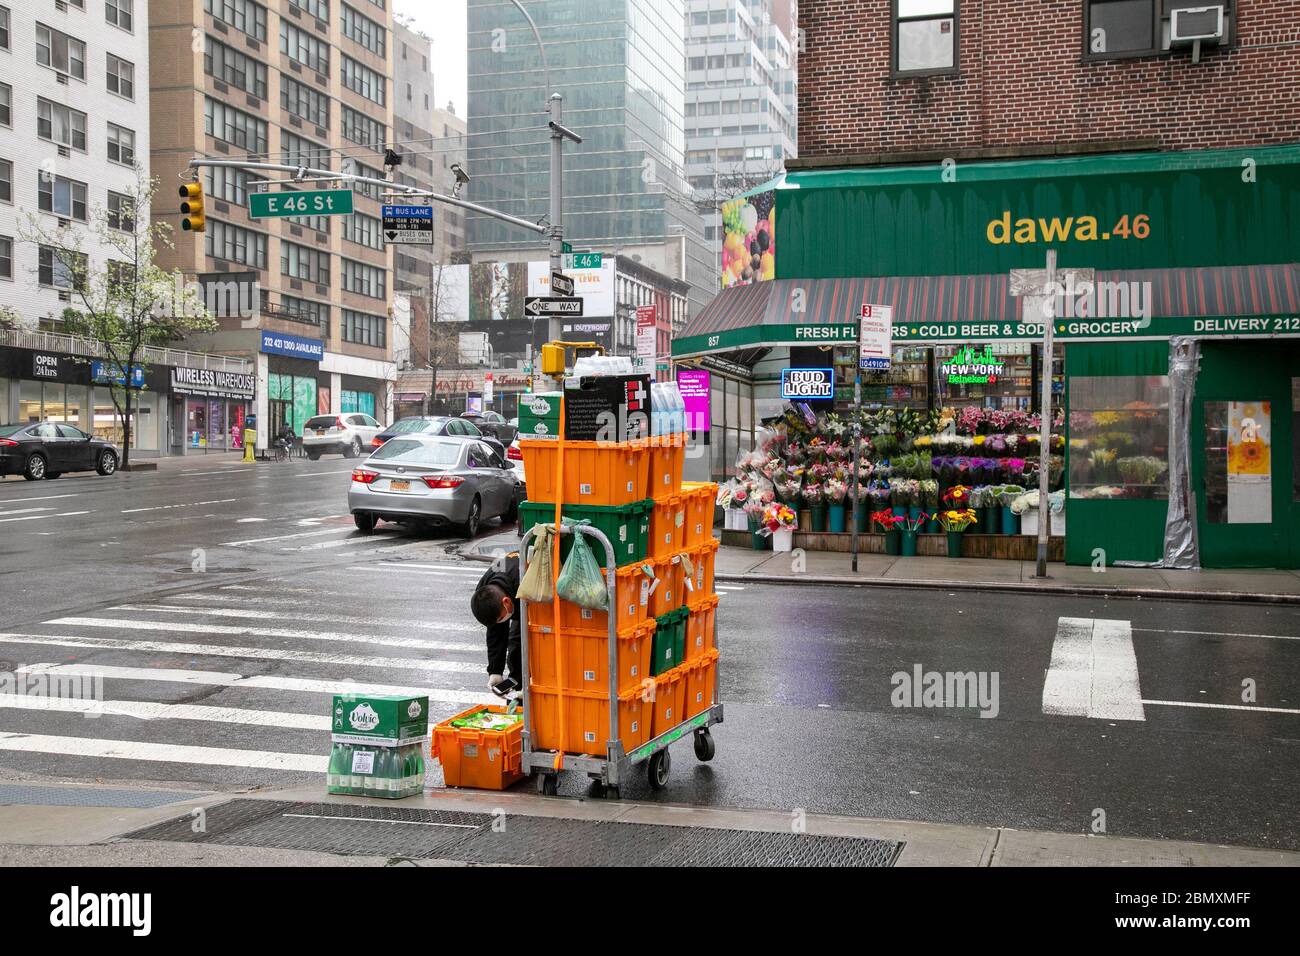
<box><xmin>647</xmin><ymin>748</ymin><xmax>671</xmax><ymax>790</ymax></box>
<box><xmin>693</xmin><ymin>729</ymin><xmax>715</xmax><ymax>762</ymax></box>
<box><xmin>538</xmin><ymin>773</ymin><xmax>558</xmax><ymax>796</ymax></box>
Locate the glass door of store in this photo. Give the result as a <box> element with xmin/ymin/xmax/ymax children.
<box><xmin>1190</xmin><ymin>342</ymin><xmax>1300</xmax><ymax>568</ymax></box>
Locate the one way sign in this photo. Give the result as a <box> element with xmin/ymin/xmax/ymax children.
<box><xmin>525</xmin><ymin>296</ymin><xmax>584</xmax><ymax>317</ymax></box>
<box><xmin>382</xmin><ymin>205</ymin><xmax>433</xmax><ymax>244</ymax></box>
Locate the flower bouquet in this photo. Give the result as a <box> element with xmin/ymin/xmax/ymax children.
<box><xmin>801</xmin><ymin>481</ymin><xmax>827</xmax><ymax>532</ymax></box>
<box><xmin>824</xmin><ymin>477</ymin><xmax>849</xmax><ymax>532</ymax></box>
<box><xmin>898</xmin><ymin>509</ymin><xmax>929</xmax><ymax>556</ymax></box>
<box><xmin>921</xmin><ymin>479</ymin><xmax>941</xmax><ymax>531</ymax></box>
<box><xmin>871</xmin><ymin>510</ymin><xmax>904</xmax><ymax>555</ymax></box>
<box><xmin>937</xmin><ymin>508</ymin><xmax>978</xmax><ymax>558</ymax></box>
<box><xmin>888</xmin><ymin>477</ymin><xmax>914</xmax><ymax>516</ymax></box>
<box><xmin>993</xmin><ymin>483</ymin><xmax>1025</xmax><ymax>534</ymax></box>
<box><xmin>760</xmin><ymin>502</ymin><xmax>798</xmax><ymax>552</ymax></box>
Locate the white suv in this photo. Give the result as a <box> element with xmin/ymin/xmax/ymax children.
<box><xmin>302</xmin><ymin>414</ymin><xmax>383</xmax><ymax>459</ymax></box>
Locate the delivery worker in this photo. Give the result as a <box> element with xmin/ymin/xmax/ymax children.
<box><xmin>470</xmin><ymin>551</ymin><xmax>522</xmax><ymax>697</ymax></box>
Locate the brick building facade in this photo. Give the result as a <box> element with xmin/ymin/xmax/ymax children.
<box><xmin>795</xmin><ymin>0</ymin><xmax>1300</xmax><ymax>163</ymax></box>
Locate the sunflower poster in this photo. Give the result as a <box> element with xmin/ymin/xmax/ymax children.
<box><xmin>1226</xmin><ymin>401</ymin><xmax>1272</xmax><ymax>524</ymax></box>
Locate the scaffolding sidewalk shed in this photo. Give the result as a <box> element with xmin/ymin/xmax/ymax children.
<box><xmin>516</xmin><ymin>418</ymin><xmax>722</xmax><ymax>798</ymax></box>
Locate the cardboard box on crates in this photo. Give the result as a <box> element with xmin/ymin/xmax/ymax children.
<box><xmin>518</xmin><ymin>392</ymin><xmax>563</xmax><ymax>440</ymax></box>
<box><xmin>564</xmin><ymin>374</ymin><xmax>651</xmax><ymax>442</ymax></box>
<box><xmin>330</xmin><ymin>693</ymin><xmax>429</xmax><ymax>745</ymax></box>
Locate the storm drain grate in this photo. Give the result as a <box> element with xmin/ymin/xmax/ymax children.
<box><xmin>122</xmin><ymin>800</ymin><xmax>902</xmax><ymax>866</ymax></box>
<box><xmin>0</xmin><ymin>784</ymin><xmax>209</xmax><ymax>809</ymax></box>
<box><xmin>123</xmin><ymin>800</ymin><xmax>491</xmax><ymax>858</ymax></box>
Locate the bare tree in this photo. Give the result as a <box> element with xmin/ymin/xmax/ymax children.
<box><xmin>19</xmin><ymin>168</ymin><xmax>216</xmax><ymax>467</ymax></box>
<box><xmin>412</xmin><ymin>256</ymin><xmax>464</xmax><ymax>415</ymax></box>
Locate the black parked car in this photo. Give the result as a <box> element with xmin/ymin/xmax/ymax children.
<box><xmin>368</xmin><ymin>416</ymin><xmax>506</xmax><ymax>459</ymax></box>
<box><xmin>0</xmin><ymin>422</ymin><xmax>120</xmax><ymax>480</ymax></box>
<box><xmin>461</xmin><ymin>410</ymin><xmax>518</xmax><ymax>444</ymax></box>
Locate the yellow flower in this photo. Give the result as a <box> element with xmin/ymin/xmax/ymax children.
<box><xmin>973</xmin><ymin>435</ymin><xmax>986</xmax><ymax>445</ymax></box>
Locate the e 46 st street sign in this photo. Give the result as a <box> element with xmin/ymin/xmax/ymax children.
<box><xmin>525</xmin><ymin>296</ymin><xmax>584</xmax><ymax>317</ymax></box>
<box><xmin>248</xmin><ymin>189</ymin><xmax>354</xmax><ymax>219</ymax></box>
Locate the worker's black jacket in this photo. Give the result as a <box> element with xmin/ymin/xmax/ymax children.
<box><xmin>476</xmin><ymin>552</ymin><xmax>521</xmax><ymax>678</ymax></box>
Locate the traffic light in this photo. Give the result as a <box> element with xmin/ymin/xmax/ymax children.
<box><xmin>179</xmin><ymin>181</ymin><xmax>205</xmax><ymax>233</ymax></box>
<box><xmin>540</xmin><ymin>343</ymin><xmax>565</xmax><ymax>376</ymax></box>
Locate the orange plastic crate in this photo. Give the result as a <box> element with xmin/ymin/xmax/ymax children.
<box><xmin>519</xmin><ymin>438</ymin><xmax>648</xmax><ymax>506</ymax></box>
<box><xmin>684</xmin><ymin>593</ymin><xmax>718</xmax><ymax>661</ymax></box>
<box><xmin>685</xmin><ymin>538</ymin><xmax>719</xmax><ymax>599</ymax></box>
<box><xmin>647</xmin><ymin>554</ymin><xmax>685</xmax><ymax>617</ymax></box>
<box><xmin>650</xmin><ymin>666</ymin><xmax>688</xmax><ymax>738</ymax></box>
<box><xmin>680</xmin><ymin>482</ymin><xmax>717</xmax><ymax>549</ymax></box>
<box><xmin>527</xmin><ymin>619</ymin><xmax>655</xmax><ymax>696</ymax></box>
<box><xmin>683</xmin><ymin>649</ymin><xmax>719</xmax><ymax>720</ymax></box>
<box><xmin>528</xmin><ymin>686</ymin><xmax>649</xmax><ymax>756</ymax></box>
<box><xmin>647</xmin><ymin>433</ymin><xmax>686</xmax><ymax>499</ymax></box>
<box><xmin>648</xmin><ymin>494</ymin><xmax>686</xmax><ymax>558</ymax></box>
<box><xmin>431</xmin><ymin>705</ymin><xmax>524</xmax><ymax>791</ymax></box>
<box><xmin>526</xmin><ymin>564</ymin><xmax>650</xmax><ymax>630</ymax></box>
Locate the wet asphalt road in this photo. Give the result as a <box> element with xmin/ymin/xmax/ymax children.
<box><xmin>0</xmin><ymin>460</ymin><xmax>1297</xmax><ymax>851</ymax></box>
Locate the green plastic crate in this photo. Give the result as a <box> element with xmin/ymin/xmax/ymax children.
<box><xmin>651</xmin><ymin>607</ymin><xmax>687</xmax><ymax>676</ymax></box>
<box><xmin>519</xmin><ymin>498</ymin><xmax>653</xmax><ymax>568</ymax></box>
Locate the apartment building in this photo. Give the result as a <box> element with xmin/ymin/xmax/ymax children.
<box><xmin>149</xmin><ymin>0</ymin><xmax>397</xmax><ymax>452</ymax></box>
<box><xmin>684</xmin><ymin>0</ymin><xmax>797</xmax><ymax>262</ymax></box>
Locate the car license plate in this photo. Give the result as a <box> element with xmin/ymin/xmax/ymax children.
<box><xmin>389</xmin><ymin>479</ymin><xmax>410</xmax><ymax>493</ymax></box>
<box><xmin>315</xmin><ymin>429</ymin><xmax>326</xmax><ymax>436</ymax></box>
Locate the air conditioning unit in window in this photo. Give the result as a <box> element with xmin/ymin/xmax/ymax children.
<box><xmin>1171</xmin><ymin>6</ymin><xmax>1225</xmax><ymax>43</ymax></box>
<box><xmin>55</xmin><ymin>0</ymin><xmax>67</xmax><ymax>11</ymax></box>
<box><xmin>56</xmin><ymin>73</ymin><xmax>68</xmax><ymax>85</ymax></box>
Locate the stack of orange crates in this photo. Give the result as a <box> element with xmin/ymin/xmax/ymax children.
<box><xmin>520</xmin><ymin>421</ymin><xmax>657</xmax><ymax>758</ymax></box>
<box><xmin>646</xmin><ymin>447</ymin><xmax>721</xmax><ymax>741</ymax></box>
<box><xmin>522</xmin><ymin>418</ymin><xmax>720</xmax><ymax>759</ymax></box>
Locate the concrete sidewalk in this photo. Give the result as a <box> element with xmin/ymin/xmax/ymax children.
<box><xmin>715</xmin><ymin>545</ymin><xmax>1300</xmax><ymax>604</ymax></box>
<box><xmin>457</xmin><ymin>527</ymin><xmax>1300</xmax><ymax>604</ymax></box>
<box><xmin>1</xmin><ymin>778</ymin><xmax>1295</xmax><ymax>867</ymax></box>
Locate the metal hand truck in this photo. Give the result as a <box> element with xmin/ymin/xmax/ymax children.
<box><xmin>519</xmin><ymin>522</ymin><xmax>723</xmax><ymax>799</ymax></box>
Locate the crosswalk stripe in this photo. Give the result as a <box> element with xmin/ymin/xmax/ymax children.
<box><xmin>217</xmin><ymin>584</ymin><xmax>316</xmax><ymax>594</ymax></box>
<box><xmin>222</xmin><ymin>527</ymin><xmax>355</xmax><ymax>547</ymax></box>
<box><xmin>0</xmin><ymin>633</ymin><xmax>482</xmax><ymax>674</ymax></box>
<box><xmin>0</xmin><ymin>730</ymin><xmax>323</xmax><ymax>772</ymax></box>
<box><xmin>19</xmin><ymin>663</ymin><xmax>498</xmax><ymax>706</ymax></box>
<box><xmin>715</xmin><ymin>585</ymin><xmax>745</xmax><ymax>592</ymax></box>
<box><xmin>111</xmin><ymin>604</ymin><xmax>478</xmax><ymax>635</ymax></box>
<box><xmin>1143</xmin><ymin>699</ymin><xmax>1300</xmax><ymax>716</ymax></box>
<box><xmin>0</xmin><ymin>507</ymin><xmax>55</xmax><ymax>518</ymax></box>
<box><xmin>45</xmin><ymin>617</ymin><xmax>480</xmax><ymax>654</ymax></box>
<box><xmin>1134</xmin><ymin>627</ymin><xmax>1300</xmax><ymax>642</ymax></box>
<box><xmin>346</xmin><ymin>566</ymin><xmax>482</xmax><ymax>579</ymax></box>
<box><xmin>0</xmin><ymin>510</ymin><xmax>90</xmax><ymax>523</ymax></box>
<box><xmin>0</xmin><ymin>493</ymin><xmax>79</xmax><ymax>504</ymax></box>
<box><xmin>376</xmin><ymin>563</ymin><xmax>487</xmax><ymax>574</ymax></box>
<box><xmin>121</xmin><ymin>498</ymin><xmax>238</xmax><ymax>514</ymax></box>
<box><xmin>1042</xmin><ymin>617</ymin><xmax>1145</xmax><ymax>721</ymax></box>
<box><xmin>0</xmin><ymin>692</ymin><xmax>328</xmax><ymax>729</ymax></box>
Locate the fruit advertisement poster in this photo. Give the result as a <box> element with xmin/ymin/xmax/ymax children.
<box><xmin>721</xmin><ymin>188</ymin><xmax>776</xmax><ymax>288</ymax></box>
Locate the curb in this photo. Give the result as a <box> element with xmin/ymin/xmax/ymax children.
<box><xmin>714</xmin><ymin>571</ymin><xmax>1300</xmax><ymax>605</ymax></box>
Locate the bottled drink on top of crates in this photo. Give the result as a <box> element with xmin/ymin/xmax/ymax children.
<box><xmin>652</xmin><ymin>381</ymin><xmax>686</xmax><ymax>435</ymax></box>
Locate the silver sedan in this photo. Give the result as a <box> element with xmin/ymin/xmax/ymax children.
<box><xmin>348</xmin><ymin>435</ymin><xmax>521</xmax><ymax>537</ymax></box>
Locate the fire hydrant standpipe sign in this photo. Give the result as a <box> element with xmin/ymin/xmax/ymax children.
<box><xmin>859</xmin><ymin>304</ymin><xmax>894</xmax><ymax>371</ymax></box>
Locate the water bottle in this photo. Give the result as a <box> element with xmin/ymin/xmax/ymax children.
<box><xmin>401</xmin><ymin>745</ymin><xmax>414</xmax><ymax>796</ymax></box>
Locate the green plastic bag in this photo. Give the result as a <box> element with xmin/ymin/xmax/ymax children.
<box><xmin>556</xmin><ymin>522</ymin><xmax>609</xmax><ymax>610</ymax></box>
<box><xmin>517</xmin><ymin>525</ymin><xmax>555</xmax><ymax>603</ymax></box>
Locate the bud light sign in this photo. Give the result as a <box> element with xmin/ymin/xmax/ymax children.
<box><xmin>781</xmin><ymin>367</ymin><xmax>835</xmax><ymax>400</ymax></box>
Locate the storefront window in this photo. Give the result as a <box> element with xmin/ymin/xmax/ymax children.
<box><xmin>269</xmin><ymin>372</ymin><xmax>319</xmax><ymax>435</ymax></box>
<box><xmin>1204</xmin><ymin>400</ymin><xmax>1272</xmax><ymax>524</ymax></box>
<box><xmin>43</xmin><ymin>381</ymin><xmax>82</xmax><ymax>426</ymax></box>
<box><xmin>20</xmin><ymin>380</ymin><xmax>42</xmax><ymax>422</ymax></box>
<box><xmin>341</xmin><ymin>389</ymin><xmax>376</xmax><ymax>417</ymax></box>
<box><xmin>934</xmin><ymin>344</ymin><xmax>1034</xmax><ymax>411</ymax></box>
<box><xmin>187</xmin><ymin>397</ymin><xmax>208</xmax><ymax>448</ymax></box>
<box><xmin>1068</xmin><ymin>375</ymin><xmax>1170</xmax><ymax>500</ymax></box>
<box><xmin>207</xmin><ymin>398</ymin><xmax>226</xmax><ymax>449</ymax></box>
<box><xmin>92</xmin><ymin>386</ymin><xmax>139</xmax><ymax>447</ymax></box>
